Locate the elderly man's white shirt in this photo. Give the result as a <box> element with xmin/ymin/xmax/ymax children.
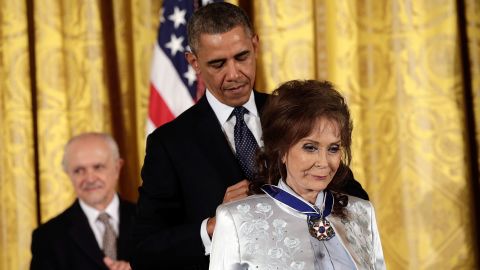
<box><xmin>79</xmin><ymin>194</ymin><xmax>120</xmax><ymax>249</ymax></box>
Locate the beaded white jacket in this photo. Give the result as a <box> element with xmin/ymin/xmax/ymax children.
<box><xmin>209</xmin><ymin>192</ymin><xmax>385</xmax><ymax>270</ymax></box>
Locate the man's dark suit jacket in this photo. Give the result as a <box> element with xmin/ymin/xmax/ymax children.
<box><xmin>30</xmin><ymin>198</ymin><xmax>135</xmax><ymax>270</ymax></box>
<box><xmin>131</xmin><ymin>91</ymin><xmax>368</xmax><ymax>269</ymax></box>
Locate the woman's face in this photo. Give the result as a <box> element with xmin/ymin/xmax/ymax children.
<box><xmin>282</xmin><ymin>117</ymin><xmax>342</xmax><ymax>204</ymax></box>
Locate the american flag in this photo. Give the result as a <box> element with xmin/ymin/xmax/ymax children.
<box><xmin>147</xmin><ymin>0</ymin><xmax>221</xmax><ymax>134</ymax></box>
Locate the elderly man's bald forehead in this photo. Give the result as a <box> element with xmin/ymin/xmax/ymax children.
<box><xmin>62</xmin><ymin>132</ymin><xmax>120</xmax><ymax>171</ymax></box>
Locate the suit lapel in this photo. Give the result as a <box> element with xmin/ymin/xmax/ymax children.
<box><xmin>191</xmin><ymin>91</ymin><xmax>269</xmax><ymax>186</ymax></box>
<box><xmin>193</xmin><ymin>96</ymin><xmax>244</xmax><ymax>186</ymax></box>
<box><xmin>117</xmin><ymin>200</ymin><xmax>133</xmax><ymax>260</ymax></box>
<box><xmin>253</xmin><ymin>90</ymin><xmax>268</xmax><ymax>113</ymax></box>
<box><xmin>68</xmin><ymin>201</ymin><xmax>106</xmax><ymax>268</ymax></box>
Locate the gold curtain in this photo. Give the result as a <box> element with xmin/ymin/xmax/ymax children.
<box><xmin>0</xmin><ymin>0</ymin><xmax>161</xmax><ymax>269</ymax></box>
<box><xmin>468</xmin><ymin>0</ymin><xmax>480</xmax><ymax>165</ymax></box>
<box><xmin>33</xmin><ymin>0</ymin><xmax>160</xmax><ymax>222</ymax></box>
<box><xmin>0</xmin><ymin>2</ymin><xmax>37</xmax><ymax>270</ymax></box>
<box><xmin>252</xmin><ymin>0</ymin><xmax>480</xmax><ymax>269</ymax></box>
<box><xmin>1</xmin><ymin>0</ymin><xmax>480</xmax><ymax>269</ymax></box>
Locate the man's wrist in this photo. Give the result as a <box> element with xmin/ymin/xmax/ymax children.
<box><xmin>200</xmin><ymin>218</ymin><xmax>212</xmax><ymax>255</ymax></box>
<box><xmin>207</xmin><ymin>217</ymin><xmax>216</xmax><ymax>238</ymax></box>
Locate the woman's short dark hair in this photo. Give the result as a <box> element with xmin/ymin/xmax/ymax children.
<box><xmin>251</xmin><ymin>80</ymin><xmax>353</xmax><ymax>195</ymax></box>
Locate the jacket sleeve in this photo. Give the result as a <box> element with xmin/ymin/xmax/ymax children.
<box><xmin>209</xmin><ymin>205</ymin><xmax>241</xmax><ymax>270</ymax></box>
<box><xmin>130</xmin><ymin>131</ymin><xmax>208</xmax><ymax>269</ymax></box>
<box><xmin>369</xmin><ymin>203</ymin><xmax>386</xmax><ymax>270</ymax></box>
<box><xmin>30</xmin><ymin>228</ymin><xmax>56</xmax><ymax>270</ymax></box>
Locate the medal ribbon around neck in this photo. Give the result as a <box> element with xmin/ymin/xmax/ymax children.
<box><xmin>261</xmin><ymin>184</ymin><xmax>336</xmax><ymax>241</ymax></box>
<box><xmin>261</xmin><ymin>185</ymin><xmax>333</xmax><ymax>218</ymax></box>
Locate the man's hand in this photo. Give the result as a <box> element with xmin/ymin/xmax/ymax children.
<box><xmin>207</xmin><ymin>179</ymin><xmax>250</xmax><ymax>237</ymax></box>
<box><xmin>223</xmin><ymin>179</ymin><xmax>250</xmax><ymax>203</ymax></box>
<box><xmin>104</xmin><ymin>257</ymin><xmax>131</xmax><ymax>270</ymax></box>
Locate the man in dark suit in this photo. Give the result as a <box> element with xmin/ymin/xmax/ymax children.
<box><xmin>131</xmin><ymin>2</ymin><xmax>368</xmax><ymax>269</ymax></box>
<box><xmin>31</xmin><ymin>133</ymin><xmax>135</xmax><ymax>270</ymax></box>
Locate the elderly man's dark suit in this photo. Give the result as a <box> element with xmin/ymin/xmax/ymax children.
<box><xmin>131</xmin><ymin>91</ymin><xmax>368</xmax><ymax>269</ymax></box>
<box><xmin>30</xmin><ymin>198</ymin><xmax>135</xmax><ymax>270</ymax></box>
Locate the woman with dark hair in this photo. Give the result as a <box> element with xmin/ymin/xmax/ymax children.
<box><xmin>209</xmin><ymin>80</ymin><xmax>385</xmax><ymax>270</ymax></box>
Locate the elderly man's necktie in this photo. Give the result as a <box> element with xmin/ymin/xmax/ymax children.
<box><xmin>97</xmin><ymin>212</ymin><xmax>117</xmax><ymax>260</ymax></box>
<box><xmin>232</xmin><ymin>106</ymin><xmax>259</xmax><ymax>180</ymax></box>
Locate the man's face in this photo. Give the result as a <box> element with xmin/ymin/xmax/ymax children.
<box><xmin>64</xmin><ymin>136</ymin><xmax>123</xmax><ymax>210</ymax></box>
<box><xmin>186</xmin><ymin>26</ymin><xmax>259</xmax><ymax>107</ymax></box>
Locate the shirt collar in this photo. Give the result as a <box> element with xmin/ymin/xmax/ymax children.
<box><xmin>79</xmin><ymin>193</ymin><xmax>120</xmax><ymax>224</ymax></box>
<box><xmin>206</xmin><ymin>89</ymin><xmax>259</xmax><ymax>125</ymax></box>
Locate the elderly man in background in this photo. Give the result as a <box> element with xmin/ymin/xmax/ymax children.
<box><xmin>31</xmin><ymin>132</ymin><xmax>135</xmax><ymax>270</ymax></box>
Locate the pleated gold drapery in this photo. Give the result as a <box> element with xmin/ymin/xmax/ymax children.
<box><xmin>319</xmin><ymin>1</ymin><xmax>477</xmax><ymax>268</ymax></box>
<box><xmin>32</xmin><ymin>0</ymin><xmax>160</xmax><ymax>222</ymax></box>
<box><xmin>254</xmin><ymin>0</ymin><xmax>480</xmax><ymax>269</ymax></box>
<box><xmin>469</xmin><ymin>0</ymin><xmax>480</xmax><ymax>165</ymax></box>
<box><xmin>1</xmin><ymin>0</ymin><xmax>479</xmax><ymax>269</ymax></box>
<box><xmin>0</xmin><ymin>2</ymin><xmax>37</xmax><ymax>269</ymax></box>
<box><xmin>0</xmin><ymin>1</ymin><xmax>160</xmax><ymax>269</ymax></box>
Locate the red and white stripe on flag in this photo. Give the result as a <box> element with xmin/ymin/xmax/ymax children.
<box><xmin>147</xmin><ymin>0</ymin><xmax>196</xmax><ymax>135</ymax></box>
<box><xmin>146</xmin><ymin>0</ymin><xmax>220</xmax><ymax>135</ymax></box>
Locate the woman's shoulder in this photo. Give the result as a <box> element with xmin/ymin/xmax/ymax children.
<box><xmin>332</xmin><ymin>191</ymin><xmax>373</xmax><ymax>209</ymax></box>
<box><xmin>216</xmin><ymin>194</ymin><xmax>274</xmax><ymax>215</ymax></box>
<box><xmin>345</xmin><ymin>195</ymin><xmax>377</xmax><ymax>219</ymax></box>
<box><xmin>220</xmin><ymin>194</ymin><xmax>269</xmax><ymax>208</ymax></box>
<box><xmin>330</xmin><ymin>192</ymin><xmax>377</xmax><ymax>226</ymax></box>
